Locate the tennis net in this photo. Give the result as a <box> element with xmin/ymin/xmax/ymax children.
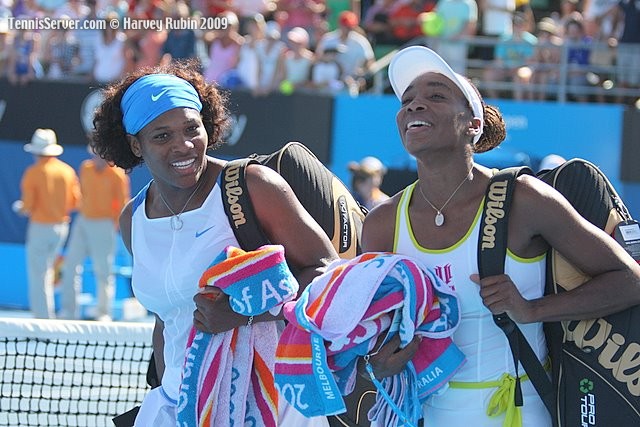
<box><xmin>0</xmin><ymin>317</ymin><xmax>154</xmax><ymax>427</ymax></box>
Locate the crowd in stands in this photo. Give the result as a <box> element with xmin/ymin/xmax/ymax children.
<box><xmin>0</xmin><ymin>0</ymin><xmax>638</xmax><ymax>103</ymax></box>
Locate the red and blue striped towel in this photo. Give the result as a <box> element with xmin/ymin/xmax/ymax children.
<box><xmin>274</xmin><ymin>252</ymin><xmax>466</xmax><ymax>425</ymax></box>
<box><xmin>176</xmin><ymin>245</ymin><xmax>298</xmax><ymax>426</ymax></box>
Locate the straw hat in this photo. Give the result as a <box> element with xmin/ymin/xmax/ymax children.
<box><xmin>24</xmin><ymin>128</ymin><xmax>63</xmax><ymax>156</ymax></box>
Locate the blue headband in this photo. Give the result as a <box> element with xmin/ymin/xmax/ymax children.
<box><xmin>121</xmin><ymin>74</ymin><xmax>203</xmax><ymax>135</ymax></box>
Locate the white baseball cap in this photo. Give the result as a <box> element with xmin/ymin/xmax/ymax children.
<box><xmin>24</xmin><ymin>128</ymin><xmax>63</xmax><ymax>156</ymax></box>
<box><xmin>388</xmin><ymin>46</ymin><xmax>484</xmax><ymax>144</ymax></box>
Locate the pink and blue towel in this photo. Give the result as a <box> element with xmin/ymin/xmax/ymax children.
<box><xmin>274</xmin><ymin>252</ymin><xmax>466</xmax><ymax>426</ymax></box>
<box><xmin>176</xmin><ymin>245</ymin><xmax>299</xmax><ymax>427</ymax></box>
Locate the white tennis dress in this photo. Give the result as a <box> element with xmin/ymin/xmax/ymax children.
<box><xmin>130</xmin><ymin>179</ymin><xmax>328</xmax><ymax>426</ymax></box>
<box><xmin>393</xmin><ymin>184</ymin><xmax>552</xmax><ymax>427</ymax></box>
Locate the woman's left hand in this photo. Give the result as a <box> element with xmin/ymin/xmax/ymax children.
<box><xmin>193</xmin><ymin>287</ymin><xmax>247</xmax><ymax>334</ymax></box>
<box><xmin>471</xmin><ymin>273</ymin><xmax>534</xmax><ymax>323</ymax></box>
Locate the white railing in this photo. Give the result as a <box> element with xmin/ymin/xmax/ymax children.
<box><xmin>368</xmin><ymin>36</ymin><xmax>640</xmax><ymax>104</ymax></box>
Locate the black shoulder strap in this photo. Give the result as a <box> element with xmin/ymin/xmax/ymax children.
<box><xmin>220</xmin><ymin>158</ymin><xmax>271</xmax><ymax>251</ymax></box>
<box><xmin>478</xmin><ymin>166</ymin><xmax>555</xmax><ymax>415</ymax></box>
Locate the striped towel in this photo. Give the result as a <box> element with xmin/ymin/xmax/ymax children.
<box><xmin>176</xmin><ymin>245</ymin><xmax>299</xmax><ymax>427</ymax></box>
<box><xmin>274</xmin><ymin>252</ymin><xmax>466</xmax><ymax>425</ymax></box>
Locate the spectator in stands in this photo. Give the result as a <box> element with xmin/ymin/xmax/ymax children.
<box><xmin>42</xmin><ymin>16</ymin><xmax>80</xmax><ymax>79</ymax></box>
<box><xmin>226</xmin><ymin>0</ymin><xmax>275</xmax><ymax>34</ymax></box>
<box><xmin>583</xmin><ymin>0</ymin><xmax>619</xmax><ymax>39</ymax></box>
<box><xmin>93</xmin><ymin>12</ymin><xmax>127</xmax><ymax>83</ymax></box>
<box><xmin>309</xmin><ymin>44</ymin><xmax>345</xmax><ymax>93</ymax></box>
<box><xmin>72</xmin><ymin>0</ymin><xmax>100</xmax><ymax>80</ymax></box>
<box><xmin>325</xmin><ymin>0</ymin><xmax>360</xmax><ymax>31</ymax></box>
<box><xmin>15</xmin><ymin>0</ymin><xmax>45</xmax><ymax>18</ymax></box>
<box><xmin>54</xmin><ymin>0</ymin><xmax>89</xmax><ymax>19</ymax></box>
<box><xmin>515</xmin><ymin>0</ymin><xmax>536</xmax><ymax>32</ymax></box>
<box><xmin>129</xmin><ymin>0</ymin><xmax>158</xmax><ymax>20</ymax></box>
<box><xmin>315</xmin><ymin>11</ymin><xmax>374</xmax><ymax>92</ymax></box>
<box><xmin>483</xmin><ymin>12</ymin><xmax>537</xmax><ymax>100</ymax></box>
<box><xmin>127</xmin><ymin>4</ymin><xmax>168</xmax><ymax>70</ymax></box>
<box><xmin>432</xmin><ymin>0</ymin><xmax>478</xmax><ymax>74</ymax></box>
<box><xmin>348</xmin><ymin>156</ymin><xmax>390</xmax><ymax>210</ymax></box>
<box><xmin>255</xmin><ymin>20</ymin><xmax>287</xmax><ymax>95</ymax></box>
<box><xmin>281</xmin><ymin>26</ymin><xmax>314</xmax><ymax>91</ymax></box>
<box><xmin>552</xmin><ymin>0</ymin><xmax>584</xmax><ymax>36</ymax></box>
<box><xmin>161</xmin><ymin>1</ymin><xmax>197</xmax><ymax>64</ymax></box>
<box><xmin>529</xmin><ymin>17</ymin><xmax>563</xmax><ymax>100</ymax></box>
<box><xmin>609</xmin><ymin>0</ymin><xmax>640</xmax><ymax>104</ymax></box>
<box><xmin>236</xmin><ymin>12</ymin><xmax>265</xmax><ymax>91</ymax></box>
<box><xmin>276</xmin><ymin>0</ymin><xmax>325</xmax><ymax>43</ymax></box>
<box><xmin>475</xmin><ymin>0</ymin><xmax>515</xmax><ymax>65</ymax></box>
<box><xmin>59</xmin><ymin>142</ymin><xmax>130</xmax><ymax>322</ymax></box>
<box><xmin>582</xmin><ymin>0</ymin><xmax>617</xmax><ymax>101</ymax></box>
<box><xmin>101</xmin><ymin>0</ymin><xmax>129</xmax><ymax>21</ymax></box>
<box><xmin>389</xmin><ymin>0</ymin><xmax>437</xmax><ymax>43</ymax></box>
<box><xmin>362</xmin><ymin>0</ymin><xmax>402</xmax><ymax>46</ymax></box>
<box><xmin>91</xmin><ymin>60</ymin><xmax>337</xmax><ymax>426</ymax></box>
<box><xmin>13</xmin><ymin>129</ymin><xmax>81</xmax><ymax>319</ymax></box>
<box><xmin>564</xmin><ymin>17</ymin><xmax>592</xmax><ymax>102</ymax></box>
<box><xmin>202</xmin><ymin>11</ymin><xmax>243</xmax><ymax>85</ymax></box>
<box><xmin>203</xmin><ymin>0</ymin><xmax>233</xmax><ymax>19</ymax></box>
<box><xmin>7</xmin><ymin>28</ymin><xmax>41</xmax><ymax>85</ymax></box>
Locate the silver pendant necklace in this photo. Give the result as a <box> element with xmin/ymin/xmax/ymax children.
<box><xmin>156</xmin><ymin>174</ymin><xmax>206</xmax><ymax>231</ymax></box>
<box><xmin>417</xmin><ymin>166</ymin><xmax>473</xmax><ymax>227</ymax></box>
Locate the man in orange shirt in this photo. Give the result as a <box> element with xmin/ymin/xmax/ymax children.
<box><xmin>13</xmin><ymin>129</ymin><xmax>81</xmax><ymax>319</ymax></box>
<box><xmin>59</xmin><ymin>142</ymin><xmax>130</xmax><ymax>321</ymax></box>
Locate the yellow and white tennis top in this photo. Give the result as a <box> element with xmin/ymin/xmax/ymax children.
<box><xmin>393</xmin><ymin>183</ymin><xmax>552</xmax><ymax>426</ymax></box>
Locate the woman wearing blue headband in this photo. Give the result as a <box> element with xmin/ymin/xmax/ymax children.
<box><xmin>93</xmin><ymin>61</ymin><xmax>337</xmax><ymax>426</ymax></box>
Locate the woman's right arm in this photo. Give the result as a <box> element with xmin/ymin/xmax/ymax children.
<box><xmin>120</xmin><ymin>201</ymin><xmax>166</xmax><ymax>382</ymax></box>
<box><xmin>152</xmin><ymin>316</ymin><xmax>165</xmax><ymax>381</ymax></box>
<box><xmin>119</xmin><ymin>201</ymin><xmax>134</xmax><ymax>255</ymax></box>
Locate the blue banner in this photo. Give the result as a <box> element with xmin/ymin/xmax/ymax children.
<box><xmin>330</xmin><ymin>94</ymin><xmax>624</xmax><ymax>194</ymax></box>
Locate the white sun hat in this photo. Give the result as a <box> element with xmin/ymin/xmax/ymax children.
<box><xmin>348</xmin><ymin>156</ymin><xmax>387</xmax><ymax>176</ymax></box>
<box><xmin>24</xmin><ymin>128</ymin><xmax>63</xmax><ymax>156</ymax></box>
<box><xmin>388</xmin><ymin>45</ymin><xmax>484</xmax><ymax>143</ymax></box>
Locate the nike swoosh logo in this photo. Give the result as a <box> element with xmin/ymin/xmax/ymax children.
<box><xmin>195</xmin><ymin>226</ymin><xmax>215</xmax><ymax>238</ymax></box>
<box><xmin>151</xmin><ymin>89</ymin><xmax>169</xmax><ymax>102</ymax></box>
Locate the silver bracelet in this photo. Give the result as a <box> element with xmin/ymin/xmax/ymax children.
<box><xmin>247</xmin><ymin>315</ymin><xmax>254</xmax><ymax>327</ymax></box>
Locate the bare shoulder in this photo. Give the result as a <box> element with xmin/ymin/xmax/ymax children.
<box><xmin>243</xmin><ymin>162</ymin><xmax>317</xmax><ymax>231</ymax></box>
<box><xmin>509</xmin><ymin>172</ymin><xmax>587</xmax><ymax>247</ymax></box>
<box><xmin>362</xmin><ymin>191</ymin><xmax>403</xmax><ymax>252</ymax></box>
<box><xmin>242</xmin><ymin>163</ymin><xmax>296</xmax><ymax>210</ymax></box>
<box><xmin>512</xmin><ymin>173</ymin><xmax>570</xmax><ymax>216</ymax></box>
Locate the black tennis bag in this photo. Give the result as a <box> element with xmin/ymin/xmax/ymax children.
<box><xmin>479</xmin><ymin>159</ymin><xmax>640</xmax><ymax>427</ymax></box>
<box><xmin>221</xmin><ymin>141</ymin><xmax>366</xmax><ymax>261</ymax></box>
<box><xmin>221</xmin><ymin>141</ymin><xmax>375</xmax><ymax>427</ymax></box>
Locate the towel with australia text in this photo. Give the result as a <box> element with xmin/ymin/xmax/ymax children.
<box><xmin>176</xmin><ymin>245</ymin><xmax>299</xmax><ymax>427</ymax></box>
<box><xmin>274</xmin><ymin>252</ymin><xmax>466</xmax><ymax>421</ymax></box>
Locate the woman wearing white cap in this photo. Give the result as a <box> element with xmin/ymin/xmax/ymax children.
<box><xmin>360</xmin><ymin>46</ymin><xmax>640</xmax><ymax>426</ymax></box>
